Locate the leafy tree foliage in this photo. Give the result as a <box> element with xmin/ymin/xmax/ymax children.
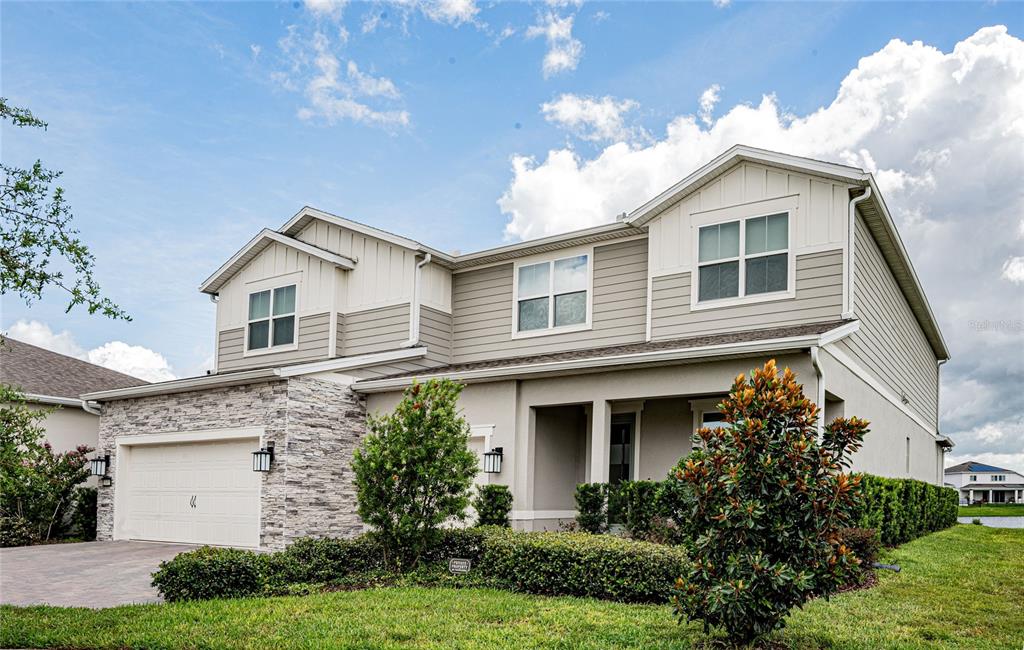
<box><xmin>667</xmin><ymin>360</ymin><xmax>868</xmax><ymax>644</ymax></box>
<box><xmin>352</xmin><ymin>379</ymin><xmax>478</xmax><ymax>568</ymax></box>
<box><xmin>1</xmin><ymin>98</ymin><xmax>127</xmax><ymax>319</ymax></box>
<box><xmin>472</xmin><ymin>484</ymin><xmax>513</xmax><ymax>527</ymax></box>
<box><xmin>0</xmin><ymin>384</ymin><xmax>93</xmax><ymax>545</ymax></box>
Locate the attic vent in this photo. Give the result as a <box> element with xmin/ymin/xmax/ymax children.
<box><xmin>615</xmin><ymin>212</ymin><xmax>628</xmax><ymax>222</ymax></box>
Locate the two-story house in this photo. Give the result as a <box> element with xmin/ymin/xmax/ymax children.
<box><xmin>83</xmin><ymin>145</ymin><xmax>953</xmax><ymax>550</ymax></box>
<box><xmin>945</xmin><ymin>461</ymin><xmax>1023</xmax><ymax>505</ymax></box>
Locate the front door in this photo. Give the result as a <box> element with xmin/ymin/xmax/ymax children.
<box><xmin>609</xmin><ymin>413</ymin><xmax>635</xmax><ymax>485</ymax></box>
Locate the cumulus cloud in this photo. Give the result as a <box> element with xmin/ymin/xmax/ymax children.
<box><xmin>5</xmin><ymin>320</ymin><xmax>176</xmax><ymax>383</ymax></box>
<box><xmin>304</xmin><ymin>0</ymin><xmax>347</xmax><ymax>19</ymax></box>
<box><xmin>698</xmin><ymin>84</ymin><xmax>722</xmax><ymax>126</ymax></box>
<box><xmin>419</xmin><ymin>0</ymin><xmax>479</xmax><ymax>26</ymax></box>
<box><xmin>541</xmin><ymin>94</ymin><xmax>640</xmax><ymax>142</ymax></box>
<box><xmin>293</xmin><ymin>31</ymin><xmax>410</xmax><ymax>128</ymax></box>
<box><xmin>500</xmin><ymin>25</ymin><xmax>1024</xmax><ymax>464</ymax></box>
<box><xmin>526</xmin><ymin>11</ymin><xmax>583</xmax><ymax>78</ymax></box>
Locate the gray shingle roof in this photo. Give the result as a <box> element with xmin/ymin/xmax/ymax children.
<box><xmin>0</xmin><ymin>337</ymin><xmax>147</xmax><ymax>400</ymax></box>
<box><xmin>945</xmin><ymin>461</ymin><xmax>1015</xmax><ymax>474</ymax></box>
<box><xmin>372</xmin><ymin>320</ymin><xmax>851</xmax><ymax>381</ymax></box>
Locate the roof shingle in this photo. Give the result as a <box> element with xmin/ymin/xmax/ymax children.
<box><xmin>0</xmin><ymin>338</ymin><xmax>147</xmax><ymax>400</ymax></box>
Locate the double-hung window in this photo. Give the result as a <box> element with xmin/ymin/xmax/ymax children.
<box><xmin>247</xmin><ymin>284</ymin><xmax>296</xmax><ymax>351</ymax></box>
<box><xmin>698</xmin><ymin>212</ymin><xmax>789</xmax><ymax>303</ymax></box>
<box><xmin>516</xmin><ymin>254</ymin><xmax>589</xmax><ymax>333</ymax></box>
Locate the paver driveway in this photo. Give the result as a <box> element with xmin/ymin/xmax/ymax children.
<box><xmin>0</xmin><ymin>540</ymin><xmax>197</xmax><ymax>608</ymax></box>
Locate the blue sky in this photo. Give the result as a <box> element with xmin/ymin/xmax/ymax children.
<box><xmin>2</xmin><ymin>1</ymin><xmax>1022</xmax><ymax>468</ymax></box>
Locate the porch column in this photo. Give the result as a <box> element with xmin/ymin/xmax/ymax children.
<box><xmin>989</xmin><ymin>489</ymin><xmax>993</xmax><ymax>503</ymax></box>
<box><xmin>589</xmin><ymin>399</ymin><xmax>611</xmax><ymax>484</ymax></box>
<box><xmin>968</xmin><ymin>489</ymin><xmax>974</xmax><ymax>503</ymax></box>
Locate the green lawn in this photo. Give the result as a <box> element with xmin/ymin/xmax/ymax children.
<box><xmin>2</xmin><ymin>525</ymin><xmax>1021</xmax><ymax>650</ymax></box>
<box><xmin>958</xmin><ymin>503</ymin><xmax>1024</xmax><ymax>517</ymax></box>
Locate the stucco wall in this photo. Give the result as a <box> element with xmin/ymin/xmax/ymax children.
<box><xmin>637</xmin><ymin>397</ymin><xmax>692</xmax><ymax>481</ymax></box>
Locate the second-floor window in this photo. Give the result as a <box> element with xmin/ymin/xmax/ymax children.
<box><xmin>994</xmin><ymin>475</ymin><xmax>1006</xmax><ymax>482</ymax></box>
<box><xmin>248</xmin><ymin>284</ymin><xmax>296</xmax><ymax>351</ymax></box>
<box><xmin>698</xmin><ymin>212</ymin><xmax>789</xmax><ymax>303</ymax></box>
<box><xmin>516</xmin><ymin>254</ymin><xmax>589</xmax><ymax>333</ymax></box>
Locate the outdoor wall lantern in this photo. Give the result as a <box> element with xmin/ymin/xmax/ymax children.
<box><xmin>252</xmin><ymin>442</ymin><xmax>275</xmax><ymax>472</ymax></box>
<box><xmin>90</xmin><ymin>454</ymin><xmax>110</xmax><ymax>478</ymax></box>
<box><xmin>483</xmin><ymin>447</ymin><xmax>503</xmax><ymax>474</ymax></box>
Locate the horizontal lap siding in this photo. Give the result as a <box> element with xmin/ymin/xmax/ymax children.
<box><xmin>420</xmin><ymin>306</ymin><xmax>453</xmax><ymax>365</ymax></box>
<box><xmin>217</xmin><ymin>312</ymin><xmax>331</xmax><ymax>372</ymax></box>
<box><xmin>451</xmin><ymin>239</ymin><xmax>649</xmax><ymax>364</ymax></box>
<box><xmin>843</xmin><ymin>216</ymin><xmax>937</xmax><ymax>427</ymax></box>
<box><xmin>344</xmin><ymin>304</ymin><xmax>410</xmax><ymax>356</ymax></box>
<box><xmin>650</xmin><ymin>249</ymin><xmax>844</xmax><ymax>340</ymax></box>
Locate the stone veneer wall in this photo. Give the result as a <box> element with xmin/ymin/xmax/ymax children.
<box><xmin>95</xmin><ymin>376</ymin><xmax>367</xmax><ymax>550</ymax></box>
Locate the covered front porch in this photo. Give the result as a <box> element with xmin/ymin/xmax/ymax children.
<box><xmin>962</xmin><ymin>486</ymin><xmax>1024</xmax><ymax>505</ymax></box>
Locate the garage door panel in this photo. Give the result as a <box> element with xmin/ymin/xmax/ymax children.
<box><xmin>122</xmin><ymin>438</ymin><xmax>260</xmax><ymax>547</ymax></box>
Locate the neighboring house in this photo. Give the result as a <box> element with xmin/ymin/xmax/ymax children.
<box><xmin>945</xmin><ymin>461</ymin><xmax>1024</xmax><ymax>505</ymax></box>
<box><xmin>83</xmin><ymin>145</ymin><xmax>954</xmax><ymax>550</ymax></box>
<box><xmin>0</xmin><ymin>337</ymin><xmax>147</xmax><ymax>461</ymax></box>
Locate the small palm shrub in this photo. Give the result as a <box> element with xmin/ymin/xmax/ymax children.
<box><xmin>352</xmin><ymin>379</ymin><xmax>478</xmax><ymax>569</ymax></box>
<box><xmin>667</xmin><ymin>360</ymin><xmax>868</xmax><ymax>645</ymax></box>
<box><xmin>473</xmin><ymin>485</ymin><xmax>513</xmax><ymax>527</ymax></box>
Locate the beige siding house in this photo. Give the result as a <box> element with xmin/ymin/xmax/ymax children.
<box><xmin>84</xmin><ymin>145</ymin><xmax>953</xmax><ymax>549</ymax></box>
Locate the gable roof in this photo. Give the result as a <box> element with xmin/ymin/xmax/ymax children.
<box><xmin>0</xmin><ymin>338</ymin><xmax>147</xmax><ymax>403</ymax></box>
<box><xmin>945</xmin><ymin>461</ymin><xmax>1016</xmax><ymax>474</ymax></box>
<box><xmin>199</xmin><ymin>229</ymin><xmax>357</xmax><ymax>294</ymax></box>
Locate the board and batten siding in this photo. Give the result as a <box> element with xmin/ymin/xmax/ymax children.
<box><xmin>217</xmin><ymin>312</ymin><xmax>332</xmax><ymax>372</ymax></box>
<box><xmin>451</xmin><ymin>238</ymin><xmax>648</xmax><ymax>364</ymax></box>
<box><xmin>295</xmin><ymin>220</ymin><xmax>451</xmax><ymax>314</ymax></box>
<box><xmin>647</xmin><ymin>162</ymin><xmax>855</xmax><ymax>276</ymax></box>
<box><xmin>650</xmin><ymin>250</ymin><xmax>845</xmax><ymax>340</ymax></box>
<box><xmin>836</xmin><ymin>215</ymin><xmax>938</xmax><ymax>428</ymax></box>
<box><xmin>343</xmin><ymin>303</ymin><xmax>411</xmax><ymax>356</ymax></box>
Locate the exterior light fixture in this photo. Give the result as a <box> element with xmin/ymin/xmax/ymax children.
<box><xmin>252</xmin><ymin>442</ymin><xmax>274</xmax><ymax>472</ymax></box>
<box><xmin>90</xmin><ymin>454</ymin><xmax>110</xmax><ymax>477</ymax></box>
<box><xmin>483</xmin><ymin>447</ymin><xmax>503</xmax><ymax>474</ymax></box>
<box><xmin>100</xmin><ymin>476</ymin><xmax>113</xmax><ymax>487</ymax></box>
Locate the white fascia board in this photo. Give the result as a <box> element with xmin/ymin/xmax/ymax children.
<box><xmin>281</xmin><ymin>207</ymin><xmax>455</xmax><ymax>265</ymax></box>
<box><xmin>277</xmin><ymin>347</ymin><xmax>428</xmax><ymax>377</ymax></box>
<box><xmin>81</xmin><ymin>368</ymin><xmax>281</xmax><ymax>402</ymax></box>
<box><xmin>351</xmin><ymin>333</ymin><xmax>829</xmax><ymax>393</ymax></box>
<box><xmin>24</xmin><ymin>393</ymin><xmax>86</xmax><ymax>408</ymax></box>
<box><xmin>863</xmin><ymin>176</ymin><xmax>950</xmax><ymax>360</ymax></box>
<box><xmin>199</xmin><ymin>229</ymin><xmax>356</xmax><ymax>294</ymax></box>
<box><xmin>452</xmin><ymin>222</ymin><xmax>637</xmax><ymax>266</ymax></box>
<box><xmin>626</xmin><ymin>145</ymin><xmax>867</xmax><ymax>228</ymax></box>
<box><xmin>817</xmin><ymin>320</ymin><xmax>859</xmax><ymax>346</ymax></box>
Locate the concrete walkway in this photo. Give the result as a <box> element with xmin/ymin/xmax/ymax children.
<box><xmin>0</xmin><ymin>540</ymin><xmax>197</xmax><ymax>608</ymax></box>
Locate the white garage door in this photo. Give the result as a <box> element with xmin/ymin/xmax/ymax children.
<box><xmin>121</xmin><ymin>438</ymin><xmax>260</xmax><ymax>547</ymax></box>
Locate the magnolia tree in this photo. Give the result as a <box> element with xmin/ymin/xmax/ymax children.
<box><xmin>666</xmin><ymin>360</ymin><xmax>868</xmax><ymax>644</ymax></box>
<box><xmin>352</xmin><ymin>379</ymin><xmax>478</xmax><ymax>568</ymax></box>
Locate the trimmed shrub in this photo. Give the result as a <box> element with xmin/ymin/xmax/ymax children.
<box><xmin>473</xmin><ymin>485</ymin><xmax>513</xmax><ymax>527</ymax></box>
<box><xmin>273</xmin><ymin>535</ymin><xmax>386</xmax><ymax>584</ymax></box>
<box><xmin>70</xmin><ymin>487</ymin><xmax>97</xmax><ymax>541</ymax></box>
<box><xmin>152</xmin><ymin>546</ymin><xmax>269</xmax><ymax>601</ymax></box>
<box><xmin>621</xmin><ymin>480</ymin><xmax>662</xmax><ymax>539</ymax></box>
<box><xmin>574</xmin><ymin>483</ymin><xmax>606</xmax><ymax>533</ymax></box>
<box><xmin>853</xmin><ymin>475</ymin><xmax>958</xmax><ymax>546</ymax></box>
<box><xmin>480</xmin><ymin>528</ymin><xmax>687</xmax><ymax>603</ymax></box>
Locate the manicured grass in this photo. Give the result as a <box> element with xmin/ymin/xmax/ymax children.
<box><xmin>2</xmin><ymin>525</ymin><xmax>1021</xmax><ymax>649</ymax></box>
<box><xmin>958</xmin><ymin>503</ymin><xmax>1024</xmax><ymax>517</ymax></box>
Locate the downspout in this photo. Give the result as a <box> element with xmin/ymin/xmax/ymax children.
<box><xmin>209</xmin><ymin>293</ymin><xmax>220</xmax><ymax>374</ymax></box>
<box><xmin>403</xmin><ymin>253</ymin><xmax>432</xmax><ymax>347</ymax></box>
<box><xmin>810</xmin><ymin>345</ymin><xmax>825</xmax><ymax>436</ymax></box>
<box><xmin>81</xmin><ymin>400</ymin><xmax>102</xmax><ymax>416</ymax></box>
<box><xmin>844</xmin><ymin>186</ymin><xmax>872</xmax><ymax>319</ymax></box>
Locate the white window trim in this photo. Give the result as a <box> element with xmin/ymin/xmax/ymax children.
<box><xmin>469</xmin><ymin>424</ymin><xmax>495</xmax><ymax>486</ymax></box>
<box><xmin>690</xmin><ymin>397</ymin><xmax>729</xmax><ymax>438</ymax></box>
<box><xmin>244</xmin><ymin>279</ymin><xmax>301</xmax><ymax>357</ymax></box>
<box><xmin>690</xmin><ymin>209</ymin><xmax>795</xmax><ymax>311</ymax></box>
<box><xmin>511</xmin><ymin>247</ymin><xmax>594</xmax><ymax>339</ymax></box>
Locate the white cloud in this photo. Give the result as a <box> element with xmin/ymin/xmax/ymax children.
<box><xmin>294</xmin><ymin>31</ymin><xmax>410</xmax><ymax>128</ymax></box>
<box><xmin>304</xmin><ymin>0</ymin><xmax>347</xmax><ymax>19</ymax></box>
<box><xmin>500</xmin><ymin>25</ymin><xmax>1024</xmax><ymax>464</ymax></box>
<box><xmin>420</xmin><ymin>0</ymin><xmax>479</xmax><ymax>26</ymax></box>
<box><xmin>527</xmin><ymin>12</ymin><xmax>583</xmax><ymax>78</ymax></box>
<box><xmin>5</xmin><ymin>320</ymin><xmax>176</xmax><ymax>383</ymax></box>
<box><xmin>250</xmin><ymin>44</ymin><xmax>262</xmax><ymax>60</ymax></box>
<box><xmin>698</xmin><ymin>83</ymin><xmax>722</xmax><ymax>126</ymax></box>
<box><xmin>1001</xmin><ymin>256</ymin><xmax>1024</xmax><ymax>284</ymax></box>
<box><xmin>541</xmin><ymin>94</ymin><xmax>640</xmax><ymax>142</ymax></box>
<box><xmin>712</xmin><ymin>0</ymin><xmax>732</xmax><ymax>8</ymax></box>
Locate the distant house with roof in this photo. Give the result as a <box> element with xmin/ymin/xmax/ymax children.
<box><xmin>945</xmin><ymin>461</ymin><xmax>1024</xmax><ymax>505</ymax></box>
<box><xmin>0</xmin><ymin>338</ymin><xmax>147</xmax><ymax>456</ymax></box>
